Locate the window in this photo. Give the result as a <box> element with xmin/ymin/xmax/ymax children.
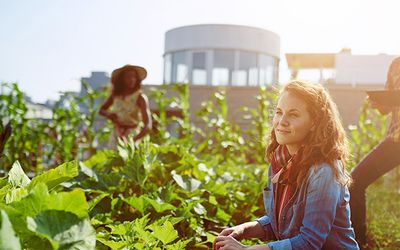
<box><xmin>259</xmin><ymin>54</ymin><xmax>275</xmax><ymax>85</ymax></box>
<box><xmin>249</xmin><ymin>68</ymin><xmax>258</xmax><ymax>86</ymax></box>
<box><xmin>212</xmin><ymin>68</ymin><xmax>230</xmax><ymax>86</ymax></box>
<box><xmin>172</xmin><ymin>51</ymin><xmax>188</xmax><ymax>83</ymax></box>
<box><xmin>233</xmin><ymin>51</ymin><xmax>258</xmax><ymax>86</ymax></box>
<box><xmin>192</xmin><ymin>52</ymin><xmax>207</xmax><ymax>85</ymax></box>
<box><xmin>212</xmin><ymin>50</ymin><xmax>234</xmax><ymax>86</ymax></box>
<box><xmin>164</xmin><ymin>54</ymin><xmax>172</xmax><ymax>83</ymax></box>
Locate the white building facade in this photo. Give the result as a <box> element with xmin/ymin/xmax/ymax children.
<box><xmin>163</xmin><ymin>24</ymin><xmax>280</xmax><ymax>86</ymax></box>
<box><xmin>335</xmin><ymin>53</ymin><xmax>397</xmax><ymax>86</ymax></box>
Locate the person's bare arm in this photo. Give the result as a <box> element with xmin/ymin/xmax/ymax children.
<box><xmin>133</xmin><ymin>94</ymin><xmax>152</xmax><ymax>141</ymax></box>
<box><xmin>99</xmin><ymin>95</ymin><xmax>118</xmax><ymax>121</ymax></box>
<box><xmin>367</xmin><ymin>97</ymin><xmax>392</xmax><ymax>115</ymax></box>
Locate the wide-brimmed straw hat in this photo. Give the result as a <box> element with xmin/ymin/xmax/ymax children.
<box><xmin>111</xmin><ymin>64</ymin><xmax>147</xmax><ymax>85</ymax></box>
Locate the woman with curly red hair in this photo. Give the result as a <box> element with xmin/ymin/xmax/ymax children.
<box><xmin>214</xmin><ymin>80</ymin><xmax>359</xmax><ymax>250</ymax></box>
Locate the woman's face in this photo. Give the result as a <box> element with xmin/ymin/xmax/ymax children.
<box><xmin>122</xmin><ymin>70</ymin><xmax>139</xmax><ymax>89</ymax></box>
<box><xmin>273</xmin><ymin>91</ymin><xmax>314</xmax><ymax>155</ymax></box>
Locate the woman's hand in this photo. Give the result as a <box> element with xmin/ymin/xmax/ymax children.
<box><xmin>214</xmin><ymin>225</ymin><xmax>247</xmax><ymax>250</ymax></box>
<box><xmin>213</xmin><ymin>236</ymin><xmax>272</xmax><ymax>250</ymax></box>
<box><xmin>217</xmin><ymin>224</ymin><xmax>246</xmax><ymax>240</ymax></box>
<box><xmin>213</xmin><ymin>222</ymin><xmax>268</xmax><ymax>250</ymax></box>
<box><xmin>216</xmin><ymin>221</ymin><xmax>265</xmax><ymax>242</ymax></box>
<box><xmin>214</xmin><ymin>235</ymin><xmax>247</xmax><ymax>250</ymax></box>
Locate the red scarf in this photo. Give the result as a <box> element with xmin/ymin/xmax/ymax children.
<box><xmin>271</xmin><ymin>145</ymin><xmax>303</xmax><ymax>233</ymax></box>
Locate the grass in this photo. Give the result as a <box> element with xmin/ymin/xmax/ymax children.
<box><xmin>367</xmin><ymin>168</ymin><xmax>400</xmax><ymax>250</ymax></box>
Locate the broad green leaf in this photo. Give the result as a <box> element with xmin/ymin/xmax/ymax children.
<box><xmin>145</xmin><ymin>197</ymin><xmax>175</xmax><ymax>213</ymax></box>
<box><xmin>106</xmin><ymin>223</ymin><xmax>129</xmax><ymax>235</ymax></box>
<box><xmin>5</xmin><ymin>187</ymin><xmax>29</xmax><ymax>204</ymax></box>
<box><xmin>156</xmin><ymin>215</ymin><xmax>185</xmax><ymax>226</ymax></box>
<box><xmin>165</xmin><ymin>239</ymin><xmax>191</xmax><ymax>250</ymax></box>
<box><xmin>46</xmin><ymin>189</ymin><xmax>89</xmax><ymax>218</ymax></box>
<box><xmin>8</xmin><ymin>184</ymin><xmax>48</xmax><ymax>216</ymax></box>
<box><xmin>216</xmin><ymin>208</ymin><xmax>231</xmax><ymax>223</ymax></box>
<box><xmin>133</xmin><ymin>242</ymin><xmax>145</xmax><ymax>249</ymax></box>
<box><xmin>22</xmin><ymin>235</ymin><xmax>53</xmax><ymax>249</ymax></box>
<box><xmin>27</xmin><ymin>210</ymin><xmax>96</xmax><ymax>250</ymax></box>
<box><xmin>133</xmin><ymin>226</ymin><xmax>153</xmax><ymax>243</ymax></box>
<box><xmin>117</xmin><ymin>145</ymin><xmax>129</xmax><ymax>160</ymax></box>
<box><xmin>88</xmin><ymin>192</ymin><xmax>109</xmax><ymax>212</ymax></box>
<box><xmin>209</xmin><ymin>195</ymin><xmax>218</xmax><ymax>205</ymax></box>
<box><xmin>171</xmin><ymin>171</ymin><xmax>201</xmax><ymax>192</ymax></box>
<box><xmin>151</xmin><ymin>221</ymin><xmax>178</xmax><ymax>245</ymax></box>
<box><xmin>8</xmin><ymin>161</ymin><xmax>30</xmax><ymax>188</ymax></box>
<box><xmin>132</xmin><ymin>214</ymin><xmax>151</xmax><ymax>232</ymax></box>
<box><xmin>105</xmin><ymin>217</ymin><xmax>152</xmax><ymax>245</ymax></box>
<box><xmin>83</xmin><ymin>150</ymin><xmax>115</xmax><ymax>168</ymax></box>
<box><xmin>0</xmin><ymin>204</ymin><xmax>32</xmax><ymax>242</ymax></box>
<box><xmin>79</xmin><ymin>162</ymin><xmax>97</xmax><ymax>179</ymax></box>
<box><xmin>0</xmin><ymin>210</ymin><xmax>21</xmax><ymax>250</ymax></box>
<box><xmin>97</xmin><ymin>238</ymin><xmax>126</xmax><ymax>249</ymax></box>
<box><xmin>122</xmin><ymin>158</ymin><xmax>148</xmax><ymax>187</ymax></box>
<box><xmin>96</xmin><ymin>172</ymin><xmax>122</xmax><ymax>190</ymax></box>
<box><xmin>123</xmin><ymin>195</ymin><xmax>147</xmax><ymax>215</ymax></box>
<box><xmin>0</xmin><ymin>177</ymin><xmax>8</xmax><ymax>189</ymax></box>
<box><xmin>117</xmin><ymin>137</ymin><xmax>136</xmax><ymax>161</ymax></box>
<box><xmin>193</xmin><ymin>203</ymin><xmax>206</xmax><ymax>215</ymax></box>
<box><xmin>10</xmin><ymin>184</ymin><xmax>89</xmax><ymax>219</ymax></box>
<box><xmin>206</xmin><ymin>232</ymin><xmax>216</xmax><ymax>243</ymax></box>
<box><xmin>0</xmin><ymin>184</ymin><xmax>11</xmax><ymax>201</ymax></box>
<box><xmin>28</xmin><ymin>161</ymin><xmax>78</xmax><ymax>191</ymax></box>
<box><xmin>205</xmin><ymin>182</ymin><xmax>228</xmax><ymax>196</ymax></box>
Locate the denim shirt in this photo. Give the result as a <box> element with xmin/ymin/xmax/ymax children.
<box><xmin>256</xmin><ymin>162</ymin><xmax>359</xmax><ymax>250</ymax></box>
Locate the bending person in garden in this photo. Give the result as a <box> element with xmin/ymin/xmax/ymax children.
<box><xmin>100</xmin><ymin>64</ymin><xmax>152</xmax><ymax>144</ymax></box>
<box><xmin>214</xmin><ymin>80</ymin><xmax>359</xmax><ymax>250</ymax></box>
<box><xmin>349</xmin><ymin>57</ymin><xmax>400</xmax><ymax>248</ymax></box>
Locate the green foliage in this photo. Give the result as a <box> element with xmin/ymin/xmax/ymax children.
<box><xmin>0</xmin><ymin>82</ymin><xmax>110</xmax><ymax>172</ymax></box>
<box><xmin>366</xmin><ymin>180</ymin><xmax>400</xmax><ymax>250</ymax></box>
<box><xmin>0</xmin><ymin>210</ymin><xmax>21</xmax><ymax>250</ymax></box>
<box><xmin>0</xmin><ymin>82</ymin><xmax>397</xmax><ymax>249</ymax></box>
<box><xmin>28</xmin><ymin>161</ymin><xmax>78</xmax><ymax>191</ymax></box>
<box><xmin>27</xmin><ymin>210</ymin><xmax>95</xmax><ymax>249</ymax></box>
<box><xmin>347</xmin><ymin>100</ymin><xmax>388</xmax><ymax>168</ymax></box>
<box><xmin>0</xmin><ymin>159</ymin><xmax>94</xmax><ymax>249</ymax></box>
<box><xmin>98</xmin><ymin>215</ymin><xmax>189</xmax><ymax>249</ymax></box>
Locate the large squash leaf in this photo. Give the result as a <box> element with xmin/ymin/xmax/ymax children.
<box><xmin>27</xmin><ymin>210</ymin><xmax>96</xmax><ymax>250</ymax></box>
<box><xmin>0</xmin><ymin>210</ymin><xmax>21</xmax><ymax>250</ymax></box>
<box><xmin>28</xmin><ymin>161</ymin><xmax>78</xmax><ymax>191</ymax></box>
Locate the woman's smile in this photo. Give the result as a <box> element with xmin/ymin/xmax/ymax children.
<box><xmin>276</xmin><ymin>128</ymin><xmax>291</xmax><ymax>134</ymax></box>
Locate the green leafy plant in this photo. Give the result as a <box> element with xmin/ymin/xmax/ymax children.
<box><xmin>0</xmin><ymin>82</ymin><xmax>398</xmax><ymax>249</ymax></box>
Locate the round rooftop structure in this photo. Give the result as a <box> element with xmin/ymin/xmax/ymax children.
<box><xmin>163</xmin><ymin>24</ymin><xmax>281</xmax><ymax>86</ymax></box>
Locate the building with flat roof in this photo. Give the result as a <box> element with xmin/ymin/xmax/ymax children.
<box><xmin>286</xmin><ymin>49</ymin><xmax>398</xmax><ymax>125</ymax></box>
<box><xmin>163</xmin><ymin>24</ymin><xmax>280</xmax><ymax>86</ymax></box>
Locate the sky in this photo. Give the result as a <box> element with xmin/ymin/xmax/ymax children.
<box><xmin>1</xmin><ymin>0</ymin><xmax>399</xmax><ymax>102</ymax></box>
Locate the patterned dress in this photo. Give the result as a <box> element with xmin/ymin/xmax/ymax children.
<box><xmin>113</xmin><ymin>90</ymin><xmax>142</xmax><ymax>127</ymax></box>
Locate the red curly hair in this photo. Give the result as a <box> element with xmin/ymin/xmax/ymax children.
<box><xmin>266</xmin><ymin>80</ymin><xmax>352</xmax><ymax>186</ymax></box>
